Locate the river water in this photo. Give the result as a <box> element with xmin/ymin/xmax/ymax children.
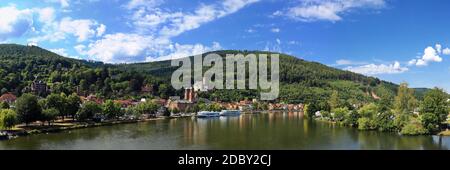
<box><xmin>1</xmin><ymin>112</ymin><xmax>449</xmax><ymax>150</ymax></box>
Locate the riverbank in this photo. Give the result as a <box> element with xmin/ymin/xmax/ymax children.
<box><xmin>314</xmin><ymin>117</ymin><xmax>450</xmax><ymax>136</ymax></box>
<box><xmin>0</xmin><ymin>116</ymin><xmax>185</xmax><ymax>140</ymax></box>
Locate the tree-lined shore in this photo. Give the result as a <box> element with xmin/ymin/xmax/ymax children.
<box><xmin>305</xmin><ymin>83</ymin><xmax>450</xmax><ymax>136</ymax></box>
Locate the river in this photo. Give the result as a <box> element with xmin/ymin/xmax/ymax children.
<box><xmin>1</xmin><ymin>112</ymin><xmax>449</xmax><ymax>150</ymax></box>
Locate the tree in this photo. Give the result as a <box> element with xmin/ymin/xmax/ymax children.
<box><xmin>358</xmin><ymin>103</ymin><xmax>378</xmax><ymax>118</ymax></box>
<box><xmin>79</xmin><ymin>79</ymin><xmax>89</xmax><ymax>94</ymax></box>
<box><xmin>15</xmin><ymin>93</ymin><xmax>42</xmax><ymax>126</ymax></box>
<box><xmin>304</xmin><ymin>103</ymin><xmax>319</xmax><ymax>118</ymax></box>
<box><xmin>133</xmin><ymin>101</ymin><xmax>158</xmax><ymax>115</ymax></box>
<box><xmin>420</xmin><ymin>112</ymin><xmax>439</xmax><ymax>133</ymax></box>
<box><xmin>419</xmin><ymin>88</ymin><xmax>449</xmax><ymax>129</ymax></box>
<box><xmin>377</xmin><ymin>86</ymin><xmax>393</xmax><ymax>112</ymax></box>
<box><xmin>41</xmin><ymin>108</ymin><xmax>59</xmax><ymax>126</ymax></box>
<box><xmin>394</xmin><ymin>83</ymin><xmax>417</xmax><ymax>115</ymax></box>
<box><xmin>328</xmin><ymin>90</ymin><xmax>341</xmax><ymax>110</ymax></box>
<box><xmin>400</xmin><ymin>118</ymin><xmax>428</xmax><ymax>135</ymax></box>
<box><xmin>45</xmin><ymin>93</ymin><xmax>66</xmax><ymax>119</ymax></box>
<box><xmin>102</xmin><ymin>100</ymin><xmax>123</xmax><ymax>119</ymax></box>
<box><xmin>344</xmin><ymin>110</ymin><xmax>360</xmax><ymax>127</ymax></box>
<box><xmin>66</xmin><ymin>94</ymin><xmax>81</xmax><ymax>120</ymax></box>
<box><xmin>357</xmin><ymin>117</ymin><xmax>376</xmax><ymax>130</ymax></box>
<box><xmin>0</xmin><ymin>101</ymin><xmax>9</xmax><ymax>109</ymax></box>
<box><xmin>331</xmin><ymin>107</ymin><xmax>348</xmax><ymax>122</ymax></box>
<box><xmin>374</xmin><ymin>111</ymin><xmax>395</xmax><ymax>132</ymax></box>
<box><xmin>76</xmin><ymin>101</ymin><xmax>101</xmax><ymax>121</ymax></box>
<box><xmin>0</xmin><ymin>109</ymin><xmax>17</xmax><ymax>130</ymax></box>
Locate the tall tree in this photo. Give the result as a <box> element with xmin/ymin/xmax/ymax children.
<box><xmin>76</xmin><ymin>101</ymin><xmax>101</xmax><ymax>121</ymax></box>
<box><xmin>66</xmin><ymin>94</ymin><xmax>81</xmax><ymax>120</ymax></box>
<box><xmin>15</xmin><ymin>93</ymin><xmax>42</xmax><ymax>126</ymax></box>
<box><xmin>102</xmin><ymin>100</ymin><xmax>123</xmax><ymax>119</ymax></box>
<box><xmin>420</xmin><ymin>88</ymin><xmax>449</xmax><ymax>130</ymax></box>
<box><xmin>0</xmin><ymin>109</ymin><xmax>17</xmax><ymax>130</ymax></box>
<box><xmin>377</xmin><ymin>85</ymin><xmax>394</xmax><ymax>112</ymax></box>
<box><xmin>45</xmin><ymin>93</ymin><xmax>67</xmax><ymax>119</ymax></box>
<box><xmin>393</xmin><ymin>83</ymin><xmax>417</xmax><ymax>115</ymax></box>
<box><xmin>328</xmin><ymin>90</ymin><xmax>341</xmax><ymax>110</ymax></box>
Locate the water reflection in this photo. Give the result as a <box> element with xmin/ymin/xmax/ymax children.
<box><xmin>0</xmin><ymin>112</ymin><xmax>449</xmax><ymax>150</ymax></box>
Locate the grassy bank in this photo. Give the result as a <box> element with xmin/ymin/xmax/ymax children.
<box><xmin>0</xmin><ymin>117</ymin><xmax>170</xmax><ymax>140</ymax></box>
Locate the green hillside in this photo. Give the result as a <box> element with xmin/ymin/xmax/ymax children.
<box><xmin>0</xmin><ymin>44</ymin><xmax>429</xmax><ymax>106</ymax></box>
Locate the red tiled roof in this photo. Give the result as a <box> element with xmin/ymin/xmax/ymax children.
<box><xmin>0</xmin><ymin>93</ymin><xmax>17</xmax><ymax>103</ymax></box>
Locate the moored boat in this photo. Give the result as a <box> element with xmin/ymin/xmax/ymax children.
<box><xmin>197</xmin><ymin>111</ymin><xmax>220</xmax><ymax>118</ymax></box>
<box><xmin>220</xmin><ymin>110</ymin><xmax>241</xmax><ymax>116</ymax></box>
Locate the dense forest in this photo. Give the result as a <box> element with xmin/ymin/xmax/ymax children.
<box><xmin>0</xmin><ymin>44</ymin><xmax>431</xmax><ymax>104</ymax></box>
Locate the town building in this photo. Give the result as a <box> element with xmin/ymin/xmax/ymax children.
<box><xmin>184</xmin><ymin>87</ymin><xmax>197</xmax><ymax>102</ymax></box>
<box><xmin>31</xmin><ymin>80</ymin><xmax>49</xmax><ymax>95</ymax></box>
<box><xmin>166</xmin><ymin>88</ymin><xmax>198</xmax><ymax>112</ymax></box>
<box><xmin>81</xmin><ymin>94</ymin><xmax>104</xmax><ymax>104</ymax></box>
<box><xmin>0</xmin><ymin>93</ymin><xmax>17</xmax><ymax>104</ymax></box>
<box><xmin>141</xmin><ymin>84</ymin><xmax>154</xmax><ymax>94</ymax></box>
<box><xmin>114</xmin><ymin>99</ymin><xmax>135</xmax><ymax>108</ymax></box>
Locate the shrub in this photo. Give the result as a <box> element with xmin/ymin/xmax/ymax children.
<box><xmin>0</xmin><ymin>101</ymin><xmax>9</xmax><ymax>109</ymax></box>
<box><xmin>304</xmin><ymin>103</ymin><xmax>319</xmax><ymax>118</ymax></box>
<box><xmin>320</xmin><ymin>111</ymin><xmax>331</xmax><ymax>120</ymax></box>
<box><xmin>374</xmin><ymin>111</ymin><xmax>396</xmax><ymax>132</ymax></box>
<box><xmin>331</xmin><ymin>107</ymin><xmax>348</xmax><ymax>122</ymax></box>
<box><xmin>419</xmin><ymin>112</ymin><xmax>440</xmax><ymax>133</ymax></box>
<box><xmin>357</xmin><ymin>117</ymin><xmax>376</xmax><ymax>130</ymax></box>
<box><xmin>0</xmin><ymin>109</ymin><xmax>18</xmax><ymax>130</ymax></box>
<box><xmin>76</xmin><ymin>102</ymin><xmax>101</xmax><ymax>121</ymax></box>
<box><xmin>400</xmin><ymin>119</ymin><xmax>428</xmax><ymax>135</ymax></box>
<box><xmin>15</xmin><ymin>94</ymin><xmax>42</xmax><ymax>125</ymax></box>
<box><xmin>344</xmin><ymin>110</ymin><xmax>360</xmax><ymax>127</ymax></box>
<box><xmin>358</xmin><ymin>103</ymin><xmax>378</xmax><ymax>118</ymax></box>
<box><xmin>102</xmin><ymin>100</ymin><xmax>123</xmax><ymax>119</ymax></box>
<box><xmin>41</xmin><ymin>108</ymin><xmax>59</xmax><ymax>126</ymax></box>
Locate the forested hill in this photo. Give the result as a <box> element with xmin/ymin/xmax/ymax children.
<box><xmin>0</xmin><ymin>44</ymin><xmax>428</xmax><ymax>105</ymax></box>
<box><xmin>118</xmin><ymin>50</ymin><xmax>405</xmax><ymax>104</ymax></box>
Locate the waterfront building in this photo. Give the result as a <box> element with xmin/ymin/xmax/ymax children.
<box><xmin>30</xmin><ymin>80</ymin><xmax>49</xmax><ymax>96</ymax></box>
<box><xmin>0</xmin><ymin>93</ymin><xmax>17</xmax><ymax>104</ymax></box>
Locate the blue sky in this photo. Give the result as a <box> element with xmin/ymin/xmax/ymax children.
<box><xmin>0</xmin><ymin>0</ymin><xmax>450</xmax><ymax>91</ymax></box>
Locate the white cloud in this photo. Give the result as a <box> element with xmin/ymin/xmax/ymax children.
<box><xmin>149</xmin><ymin>42</ymin><xmax>222</xmax><ymax>61</ymax></box>
<box><xmin>77</xmin><ymin>33</ymin><xmax>222</xmax><ymax>63</ymax></box>
<box><xmin>345</xmin><ymin>61</ymin><xmax>408</xmax><ymax>75</ymax></box>
<box><xmin>408</xmin><ymin>59</ymin><xmax>417</xmax><ymax>66</ymax></box>
<box><xmin>50</xmin><ymin>48</ymin><xmax>81</xmax><ymax>59</ymax></box>
<box><xmin>335</xmin><ymin>59</ymin><xmax>368</xmax><ymax>66</ymax></box>
<box><xmin>50</xmin><ymin>48</ymin><xmax>69</xmax><ymax>56</ymax></box>
<box><xmin>275</xmin><ymin>0</ymin><xmax>386</xmax><ymax>22</ymax></box>
<box><xmin>436</xmin><ymin>44</ymin><xmax>442</xmax><ymax>54</ymax></box>
<box><xmin>271</xmin><ymin>28</ymin><xmax>280</xmax><ymax>33</ymax></box>
<box><xmin>36</xmin><ymin>7</ymin><xmax>56</xmax><ymax>23</ymax></box>
<box><xmin>130</xmin><ymin>0</ymin><xmax>259</xmax><ymax>37</ymax></box>
<box><xmin>96</xmin><ymin>24</ymin><xmax>106</xmax><ymax>37</ymax></box>
<box><xmin>76</xmin><ymin>0</ymin><xmax>258</xmax><ymax>63</ymax></box>
<box><xmin>0</xmin><ymin>5</ymin><xmax>34</xmax><ymax>40</ymax></box>
<box><xmin>443</xmin><ymin>48</ymin><xmax>450</xmax><ymax>55</ymax></box>
<box><xmin>59</xmin><ymin>17</ymin><xmax>104</xmax><ymax>42</ymax></box>
<box><xmin>126</xmin><ymin>0</ymin><xmax>163</xmax><ymax>10</ymax></box>
<box><xmin>29</xmin><ymin>16</ymin><xmax>105</xmax><ymax>43</ymax></box>
<box><xmin>287</xmin><ymin>40</ymin><xmax>300</xmax><ymax>45</ymax></box>
<box><xmin>76</xmin><ymin>33</ymin><xmax>160</xmax><ymax>63</ymax></box>
<box><xmin>409</xmin><ymin>45</ymin><xmax>443</xmax><ymax>66</ymax></box>
<box><xmin>276</xmin><ymin>38</ymin><xmax>281</xmax><ymax>44</ymax></box>
<box><xmin>46</xmin><ymin>0</ymin><xmax>70</xmax><ymax>8</ymax></box>
<box><xmin>264</xmin><ymin>40</ymin><xmax>282</xmax><ymax>53</ymax></box>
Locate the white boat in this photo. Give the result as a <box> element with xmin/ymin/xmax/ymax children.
<box><xmin>197</xmin><ymin>111</ymin><xmax>220</xmax><ymax>118</ymax></box>
<box><xmin>220</xmin><ymin>110</ymin><xmax>241</xmax><ymax>116</ymax></box>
